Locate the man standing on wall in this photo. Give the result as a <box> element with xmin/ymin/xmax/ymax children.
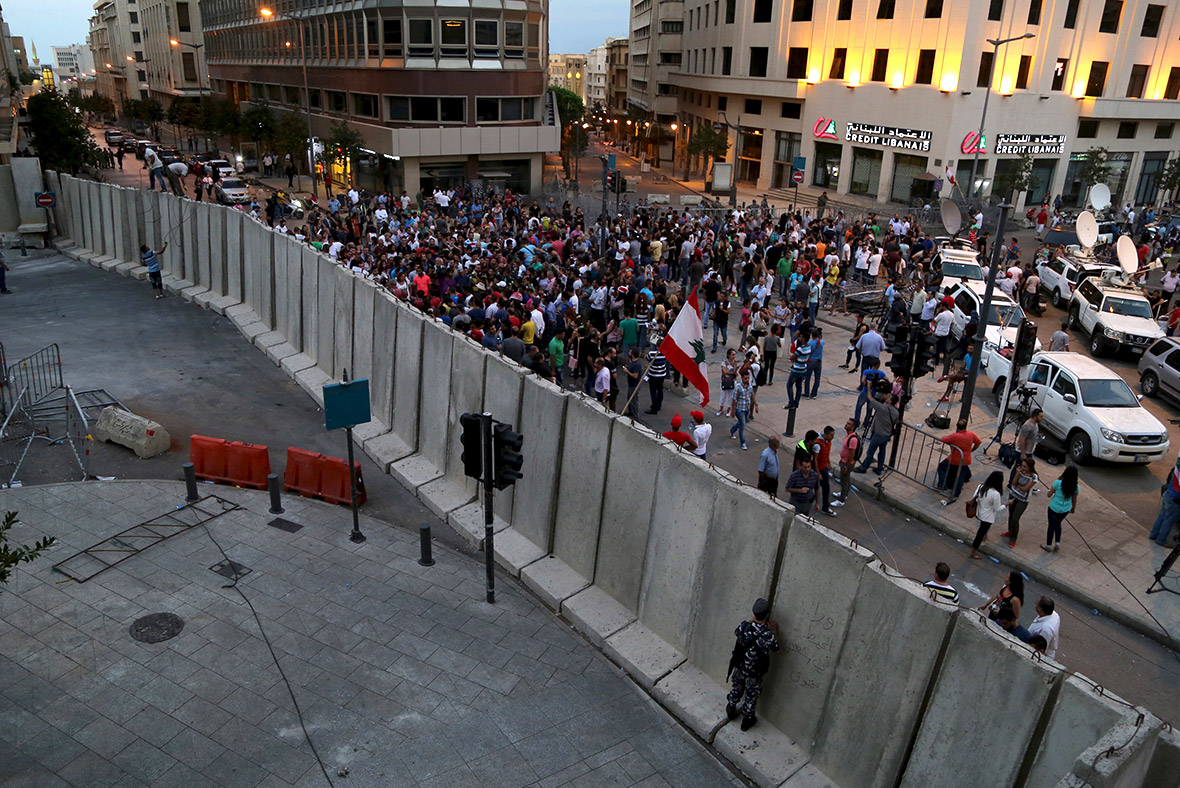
<box><xmin>726</xmin><ymin>598</ymin><xmax>780</xmax><ymax>732</ymax></box>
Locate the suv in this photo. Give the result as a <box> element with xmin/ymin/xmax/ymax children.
<box><xmin>1067</xmin><ymin>277</ymin><xmax>1163</xmax><ymax>357</ymax></box>
<box><xmin>945</xmin><ymin>281</ymin><xmax>1030</xmax><ymax>347</ymax></box>
<box><xmin>103</xmin><ymin>129</ymin><xmax>124</xmax><ymax>145</ymax></box>
<box><xmin>1036</xmin><ymin>253</ymin><xmax>1120</xmax><ymax>309</ymax></box>
<box><xmin>930</xmin><ymin>238</ymin><xmax>985</xmax><ymax>285</ymax></box>
<box><xmin>1138</xmin><ymin>338</ymin><xmax>1180</xmax><ymax>401</ymax></box>
<box><xmin>1021</xmin><ymin>352</ymin><xmax>1169</xmax><ymax>465</ymax></box>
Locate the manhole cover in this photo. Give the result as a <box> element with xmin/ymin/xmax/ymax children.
<box><xmin>210</xmin><ymin>559</ymin><xmax>251</xmax><ymax>581</ymax></box>
<box><xmin>129</xmin><ymin>613</ymin><xmax>185</xmax><ymax>643</ymax></box>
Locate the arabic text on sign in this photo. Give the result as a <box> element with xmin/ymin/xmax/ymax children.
<box><xmin>993</xmin><ymin>133</ymin><xmax>1068</xmax><ymax>155</ymax></box>
<box><xmin>844</xmin><ymin>122</ymin><xmax>932</xmax><ymax>152</ymax></box>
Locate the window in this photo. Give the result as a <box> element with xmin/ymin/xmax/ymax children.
<box><xmin>1156</xmin><ymin>122</ymin><xmax>1174</xmax><ymax>139</ymax></box>
<box><xmin>722</xmin><ymin>46</ymin><xmax>732</xmax><ymax>75</ymax></box>
<box><xmin>718</xmin><ymin>96</ymin><xmax>728</xmax><ymax>111</ymax></box>
<box><xmin>410</xmin><ymin>97</ymin><xmax>438</xmax><ymax>121</ymax></box>
<box><xmin>924</xmin><ymin>0</ymin><xmax>942</xmax><ymax>17</ymax></box>
<box><xmin>131</xmin><ymin>32</ymin><xmax>141</xmax><ymax>43</ymax></box>
<box><xmin>383</xmin><ymin>20</ymin><xmax>403</xmax><ymax>58</ymax></box>
<box><xmin>830</xmin><ymin>48</ymin><xmax>847</xmax><ymax>79</ymax></box>
<box><xmin>1077</xmin><ymin>119</ymin><xmax>1098</xmax><ymax>138</ymax></box>
<box><xmin>661</xmin><ymin>21</ymin><xmax>683</xmax><ymax>32</ymax></box>
<box><xmin>725</xmin><ymin>0</ymin><xmax>735</xmax><ymax>23</ymax></box>
<box><xmin>1016</xmin><ymin>55</ymin><xmax>1032</xmax><ymax>89</ymax></box>
<box><xmin>837</xmin><ymin>0</ymin><xmax>853</xmax><ymax>19</ymax></box>
<box><xmin>408</xmin><ymin>19</ymin><xmax>433</xmax><ymax>57</ymax></box>
<box><xmin>1064</xmin><ymin>0</ymin><xmax>1080</xmax><ymax>27</ymax></box>
<box><xmin>987</xmin><ymin>0</ymin><xmax>1003</xmax><ymax>21</ymax></box>
<box><xmin>754</xmin><ymin>0</ymin><xmax>773</xmax><ymax>22</ymax></box>
<box><xmin>128</xmin><ymin>11</ymin><xmax>138</xmax><ymax>23</ymax></box>
<box><xmin>328</xmin><ymin>90</ymin><xmax>347</xmax><ymax>113</ymax></box>
<box><xmin>871</xmin><ymin>48</ymin><xmax>889</xmax><ymax>81</ymax></box>
<box><xmin>1051</xmin><ymin>372</ymin><xmax>1076</xmax><ymax>400</ymax></box>
<box><xmin>181</xmin><ymin>52</ymin><xmax>196</xmax><ymax>81</ymax></box>
<box><xmin>749</xmin><ymin>47</ymin><xmax>769</xmax><ymax>77</ymax></box>
<box><xmin>915</xmin><ymin>49</ymin><xmax>935</xmax><ymax>84</ymax></box>
<box><xmin>309</xmin><ymin>89</ymin><xmax>322</xmax><ymax>109</ymax></box>
<box><xmin>440</xmin><ymin>96</ymin><xmax>465</xmax><ymax>122</ymax></box>
<box><xmin>1166</xmin><ymin>67</ymin><xmax>1180</xmax><ymax>100</ymax></box>
<box><xmin>353</xmin><ymin>93</ymin><xmax>379</xmax><ymax>117</ymax></box>
<box><xmin>1086</xmin><ymin>61</ymin><xmax>1109</xmax><ymax>96</ymax></box>
<box><xmin>1051</xmin><ymin>57</ymin><xmax>1068</xmax><ymax>91</ymax></box>
<box><xmin>876</xmin><ymin>0</ymin><xmax>895</xmax><ymax>18</ymax></box>
<box><xmin>1026</xmin><ymin>0</ymin><xmax>1041</xmax><ymax>24</ymax></box>
<box><xmin>176</xmin><ymin>2</ymin><xmax>191</xmax><ymax>32</ymax></box>
<box><xmin>790</xmin><ymin>0</ymin><xmax>812</xmax><ymax>21</ymax></box>
<box><xmin>284</xmin><ymin>85</ymin><xmax>300</xmax><ymax>104</ymax></box>
<box><xmin>977</xmin><ymin>51</ymin><xmax>994</xmax><ymax>87</ymax></box>
<box><xmin>1099</xmin><ymin>0</ymin><xmax>1122</xmax><ymax>33</ymax></box>
<box><xmin>1141</xmin><ymin>4</ymin><xmax>1164</xmax><ymax>36</ymax></box>
<box><xmin>134</xmin><ymin>51</ymin><xmax>144</xmax><ymax>62</ymax></box>
<box><xmin>476</xmin><ymin>97</ymin><xmax>498</xmax><ymax>121</ymax></box>
<box><xmin>1117</xmin><ymin>121</ymin><xmax>1137</xmax><ymax>138</ymax></box>
<box><xmin>504</xmin><ymin>22</ymin><xmax>524</xmax><ymax>58</ymax></box>
<box><xmin>440</xmin><ymin>19</ymin><xmax>466</xmax><ymax>57</ymax></box>
<box><xmin>781</xmin><ymin>101</ymin><xmax>801</xmax><ymax>118</ymax></box>
<box><xmin>745</xmin><ymin>98</ymin><xmax>762</xmax><ymax>114</ymax></box>
<box><xmin>1127</xmin><ymin>64</ymin><xmax>1148</xmax><ymax>98</ymax></box>
<box><xmin>474</xmin><ymin>20</ymin><xmax>497</xmax><ymax>57</ymax></box>
<box><xmin>786</xmin><ymin>47</ymin><xmax>807</xmax><ymax>79</ymax></box>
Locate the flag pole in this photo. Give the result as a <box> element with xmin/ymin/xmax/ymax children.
<box><xmin>619</xmin><ymin>354</ymin><xmax>659</xmax><ymax>417</ymax></box>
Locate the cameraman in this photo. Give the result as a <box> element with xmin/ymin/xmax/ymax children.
<box><xmin>853</xmin><ymin>381</ymin><xmax>899</xmax><ymax>476</ymax></box>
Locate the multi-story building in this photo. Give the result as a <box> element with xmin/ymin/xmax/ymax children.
<box><xmin>606</xmin><ymin>37</ymin><xmax>630</xmax><ymax>114</ymax></box>
<box><xmin>1</xmin><ymin>10</ymin><xmax>20</xmax><ymax>158</ymax></box>
<box><xmin>548</xmin><ymin>53</ymin><xmax>585</xmax><ymax>98</ymax></box>
<box><xmin>585</xmin><ymin>40</ymin><xmax>614</xmax><ymax>110</ymax></box>
<box><xmin>88</xmin><ymin>0</ymin><xmax>147</xmax><ymax>109</ymax></box>
<box><xmin>140</xmin><ymin>0</ymin><xmax>206</xmax><ymax>103</ymax></box>
<box><xmin>202</xmin><ymin>0</ymin><xmax>559</xmax><ymax>195</ymax></box>
<box><xmin>53</xmin><ymin>44</ymin><xmax>96</xmax><ymax>83</ymax></box>
<box><xmin>12</xmin><ymin>35</ymin><xmax>28</xmax><ymax>72</ymax></box>
<box><xmin>673</xmin><ymin>0</ymin><xmax>1180</xmax><ymax>207</ymax></box>
<box><xmin>626</xmin><ymin>0</ymin><xmax>681</xmax><ymax>123</ymax></box>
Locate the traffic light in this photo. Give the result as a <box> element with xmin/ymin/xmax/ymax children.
<box><xmin>613</xmin><ymin>171</ymin><xmax>624</xmax><ymax>194</ymax></box>
<box><xmin>605</xmin><ymin>170</ymin><xmax>615</xmax><ymax>192</ymax></box>
<box><xmin>912</xmin><ymin>331</ymin><xmax>938</xmax><ymax>378</ymax></box>
<box><xmin>885</xmin><ymin>324</ymin><xmax>909</xmax><ymax>355</ymax></box>
<box><xmin>491</xmin><ymin>421</ymin><xmax>524</xmax><ymax>490</ymax></box>
<box><xmin>887</xmin><ymin>326</ymin><xmax>911</xmax><ymax>377</ymax></box>
<box><xmin>1013</xmin><ymin>319</ymin><xmax>1038</xmax><ymax>367</ymax></box>
<box><xmin>459</xmin><ymin>412</ymin><xmax>484</xmax><ymax>481</ymax></box>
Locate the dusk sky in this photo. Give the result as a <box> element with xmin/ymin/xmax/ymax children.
<box><xmin>5</xmin><ymin>0</ymin><xmax>629</xmax><ymax>66</ymax></box>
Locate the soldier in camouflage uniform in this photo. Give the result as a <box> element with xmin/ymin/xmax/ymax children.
<box><xmin>726</xmin><ymin>597</ymin><xmax>780</xmax><ymax>731</ymax></box>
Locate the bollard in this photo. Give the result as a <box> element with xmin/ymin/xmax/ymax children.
<box><xmin>418</xmin><ymin>524</ymin><xmax>435</xmax><ymax>567</ymax></box>
<box><xmin>183</xmin><ymin>462</ymin><xmax>200</xmax><ymax>502</ymax></box>
<box><xmin>19</xmin><ymin>237</ymin><xmax>27</xmax><ymax>257</ymax></box>
<box><xmin>783</xmin><ymin>406</ymin><xmax>798</xmax><ymax>438</ymax></box>
<box><xmin>267</xmin><ymin>473</ymin><xmax>284</xmax><ymax>514</ymax></box>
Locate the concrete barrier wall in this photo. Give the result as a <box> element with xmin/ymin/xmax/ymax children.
<box><xmin>57</xmin><ymin>178</ymin><xmax>1169</xmax><ymax>788</ymax></box>
<box><xmin>899</xmin><ymin>615</ymin><xmax>1058</xmax><ymax>788</ymax></box>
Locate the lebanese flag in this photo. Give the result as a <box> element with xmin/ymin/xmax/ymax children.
<box><xmin>945</xmin><ymin>165</ymin><xmax>957</xmax><ymax>187</ymax></box>
<box><xmin>660</xmin><ymin>287</ymin><xmax>710</xmax><ymax>407</ymax></box>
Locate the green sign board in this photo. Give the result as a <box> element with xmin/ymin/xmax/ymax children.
<box><xmin>323</xmin><ymin>379</ymin><xmax>371</xmax><ymax>431</ymax></box>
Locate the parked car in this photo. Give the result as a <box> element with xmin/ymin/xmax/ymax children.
<box><xmin>1015</xmin><ymin>352</ymin><xmax>1170</xmax><ymax>464</ymax></box>
<box><xmin>1138</xmin><ymin>337</ymin><xmax>1180</xmax><ymax>401</ymax></box>
<box><xmin>929</xmin><ymin>238</ymin><xmax>985</xmax><ymax>286</ymax></box>
<box><xmin>1036</xmin><ymin>253</ymin><xmax>1120</xmax><ymax>309</ymax></box>
<box><xmin>205</xmin><ymin>159</ymin><xmax>235</xmax><ymax>179</ymax></box>
<box><xmin>135</xmin><ymin>140</ymin><xmax>152</xmax><ymax>159</ymax></box>
<box><xmin>1067</xmin><ymin>276</ymin><xmax>1163</xmax><ymax>357</ymax></box>
<box><xmin>104</xmin><ymin>129</ymin><xmax>124</xmax><ymax>145</ymax></box>
<box><xmin>120</xmin><ymin>138</ymin><xmax>138</xmax><ymax>154</ymax></box>
<box><xmin>215</xmin><ymin>178</ymin><xmax>251</xmax><ymax>205</ymax></box>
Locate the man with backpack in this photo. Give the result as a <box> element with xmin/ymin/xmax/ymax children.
<box><xmin>725</xmin><ymin>598</ymin><xmax>780</xmax><ymax>732</ymax></box>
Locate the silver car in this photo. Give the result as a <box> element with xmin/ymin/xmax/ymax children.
<box><xmin>1138</xmin><ymin>337</ymin><xmax>1180</xmax><ymax>400</ymax></box>
<box><xmin>215</xmin><ymin>178</ymin><xmax>251</xmax><ymax>205</ymax></box>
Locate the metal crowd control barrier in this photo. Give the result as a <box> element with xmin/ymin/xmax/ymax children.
<box><xmin>0</xmin><ymin>385</ymin><xmax>35</xmax><ymax>487</ymax></box>
<box><xmin>6</xmin><ymin>343</ymin><xmax>63</xmax><ymax>406</ymax></box>
<box><xmin>883</xmin><ymin>421</ymin><xmax>966</xmax><ymax>492</ymax></box>
<box><xmin>63</xmin><ymin>387</ymin><xmax>92</xmax><ymax>480</ymax></box>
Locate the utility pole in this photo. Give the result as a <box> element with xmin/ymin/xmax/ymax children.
<box><xmin>959</xmin><ymin>204</ymin><xmax>1012</xmax><ymax>423</ymax></box>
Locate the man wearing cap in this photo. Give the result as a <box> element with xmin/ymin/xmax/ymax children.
<box><xmin>690</xmin><ymin>411</ymin><xmax>711</xmax><ymax>460</ymax></box>
<box><xmin>726</xmin><ymin>598</ymin><xmax>780</xmax><ymax>732</ymax></box>
<box><xmin>662</xmin><ymin>414</ymin><xmax>698</xmax><ymax>451</ymax></box>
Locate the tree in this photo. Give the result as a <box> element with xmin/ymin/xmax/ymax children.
<box><xmin>685</xmin><ymin>123</ymin><xmax>730</xmax><ymax>180</ymax></box>
<box><xmin>1157</xmin><ymin>157</ymin><xmax>1180</xmax><ymax>203</ymax></box>
<box><xmin>1078</xmin><ymin>146</ymin><xmax>1112</xmax><ymax>194</ymax></box>
<box><xmin>993</xmin><ymin>151</ymin><xmax>1039</xmax><ymax>203</ymax></box>
<box><xmin>241</xmin><ymin>102</ymin><xmax>276</xmax><ymax>145</ymax></box>
<box><xmin>273</xmin><ymin>113</ymin><xmax>309</xmax><ymax>172</ymax></box>
<box><xmin>25</xmin><ymin>88</ymin><xmax>104</xmax><ymax>174</ymax></box>
<box><xmin>323</xmin><ymin>120</ymin><xmax>365</xmax><ymax>187</ymax></box>
<box><xmin>548</xmin><ymin>86</ymin><xmax>585</xmax><ymax>178</ymax></box>
<box><xmin>0</xmin><ymin>511</ymin><xmax>55</xmax><ymax>592</ymax></box>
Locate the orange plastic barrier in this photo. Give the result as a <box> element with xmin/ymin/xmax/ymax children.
<box><xmin>282</xmin><ymin>447</ymin><xmax>366</xmax><ymax>507</ymax></box>
<box><xmin>284</xmin><ymin>447</ymin><xmax>322</xmax><ymax>499</ymax></box>
<box><xmin>190</xmin><ymin>434</ymin><xmax>271</xmax><ymax>489</ymax></box>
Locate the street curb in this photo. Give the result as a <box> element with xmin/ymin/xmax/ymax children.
<box><xmin>871</xmin><ymin>480</ymin><xmax>1180</xmax><ymax>653</ymax></box>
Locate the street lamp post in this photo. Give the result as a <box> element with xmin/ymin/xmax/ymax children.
<box><xmin>669</xmin><ymin>122</ymin><xmax>678</xmax><ymax>177</ymax></box>
<box><xmin>967</xmin><ymin>33</ymin><xmax>1035</xmax><ymax>199</ymax></box>
<box><xmin>718</xmin><ymin>112</ymin><xmax>742</xmax><ymax>207</ymax></box>
<box><xmin>169</xmin><ymin>39</ymin><xmax>208</xmax><ymax>96</ymax></box>
<box><xmin>261</xmin><ymin>7</ymin><xmax>318</xmax><ymax>198</ymax></box>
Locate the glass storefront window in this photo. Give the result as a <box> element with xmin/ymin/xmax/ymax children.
<box><xmin>890</xmin><ymin>153</ymin><xmax>930</xmax><ymax>204</ymax></box>
<box><xmin>737</xmin><ymin>128</ymin><xmax>764</xmax><ymax>184</ymax></box>
<box><xmin>1028</xmin><ymin>159</ymin><xmax>1056</xmax><ymax>205</ymax></box>
<box><xmin>850</xmin><ymin>147</ymin><xmax>883</xmax><ymax>197</ymax></box>
<box><xmin>772</xmin><ymin>131</ymin><xmax>802</xmax><ymax>189</ymax></box>
<box><xmin>813</xmin><ymin>142</ymin><xmax>841</xmax><ymax>189</ymax></box>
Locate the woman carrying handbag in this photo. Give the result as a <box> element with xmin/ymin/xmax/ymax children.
<box><xmin>968</xmin><ymin>471</ymin><xmax>1006</xmax><ymax>559</ymax></box>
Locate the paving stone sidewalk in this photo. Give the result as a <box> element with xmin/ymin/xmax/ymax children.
<box><xmin>0</xmin><ymin>481</ymin><xmax>745</xmax><ymax>788</ymax></box>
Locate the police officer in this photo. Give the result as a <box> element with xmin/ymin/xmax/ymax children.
<box><xmin>726</xmin><ymin>598</ymin><xmax>780</xmax><ymax>731</ymax></box>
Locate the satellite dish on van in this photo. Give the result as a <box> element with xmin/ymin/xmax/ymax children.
<box><xmin>1116</xmin><ymin>235</ymin><xmax>1138</xmax><ymax>275</ymax></box>
<box><xmin>1076</xmin><ymin>211</ymin><xmax>1099</xmax><ymax>249</ymax></box>
<box><xmin>940</xmin><ymin>198</ymin><xmax>962</xmax><ymax>236</ymax></box>
<box><xmin>1089</xmin><ymin>183</ymin><xmax>1112</xmax><ymax>212</ymax></box>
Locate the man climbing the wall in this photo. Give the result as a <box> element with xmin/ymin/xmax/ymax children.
<box><xmin>725</xmin><ymin>597</ymin><xmax>780</xmax><ymax>731</ymax></box>
<box><xmin>141</xmin><ymin>242</ymin><xmax>168</xmax><ymax>299</ymax></box>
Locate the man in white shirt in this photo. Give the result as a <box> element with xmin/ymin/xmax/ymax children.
<box><xmin>690</xmin><ymin>410</ymin><xmax>711</xmax><ymax>459</ymax></box>
<box><xmin>1027</xmin><ymin>596</ymin><xmax>1061</xmax><ymax>659</ymax></box>
<box><xmin>932</xmin><ymin>304</ymin><xmax>955</xmax><ymax>372</ymax></box>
